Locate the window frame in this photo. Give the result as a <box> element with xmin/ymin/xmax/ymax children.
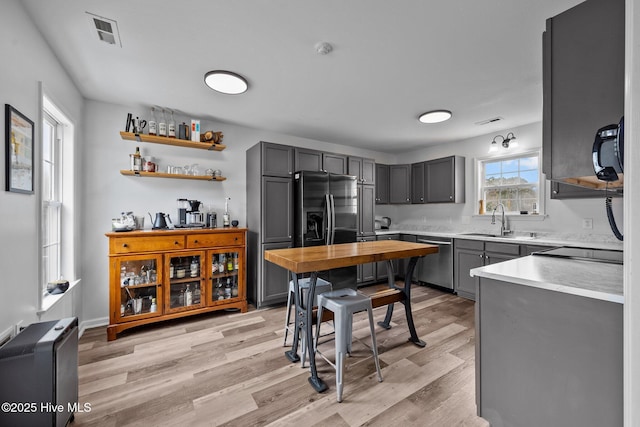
<box><xmin>475</xmin><ymin>149</ymin><xmax>544</xmax><ymax>216</ymax></box>
<box><xmin>41</xmin><ymin>110</ymin><xmax>63</xmax><ymax>297</ymax></box>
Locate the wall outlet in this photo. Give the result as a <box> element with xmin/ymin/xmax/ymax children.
<box><xmin>582</xmin><ymin>218</ymin><xmax>593</xmax><ymax>229</ymax></box>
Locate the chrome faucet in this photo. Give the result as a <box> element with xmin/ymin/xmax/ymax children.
<box><xmin>491</xmin><ymin>203</ymin><xmax>510</xmax><ymax>236</ymax></box>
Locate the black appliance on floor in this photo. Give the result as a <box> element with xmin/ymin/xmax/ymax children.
<box><xmin>0</xmin><ymin>317</ymin><xmax>78</xmax><ymax>427</ymax></box>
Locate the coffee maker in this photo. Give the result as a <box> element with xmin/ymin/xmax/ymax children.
<box><xmin>176</xmin><ymin>199</ymin><xmax>204</xmax><ymax>228</ymax></box>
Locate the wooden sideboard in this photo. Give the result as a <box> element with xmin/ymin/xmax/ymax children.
<box><xmin>105</xmin><ymin>228</ymin><xmax>247</xmax><ymax>340</ymax></box>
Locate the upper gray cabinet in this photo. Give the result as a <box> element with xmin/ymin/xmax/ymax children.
<box><xmin>411</xmin><ymin>162</ymin><xmax>425</xmax><ymax>203</ymax></box>
<box><xmin>322</xmin><ymin>153</ymin><xmax>348</xmax><ymax>174</ymax></box>
<box><xmin>426</xmin><ymin>156</ymin><xmax>465</xmax><ymax>203</ymax></box>
<box><xmin>411</xmin><ymin>156</ymin><xmax>465</xmax><ymax>204</ymax></box>
<box><xmin>262</xmin><ymin>142</ymin><xmax>294</xmax><ymax>177</ymax></box>
<box><xmin>542</xmin><ymin>0</ymin><xmax>624</xmax><ymax>185</ymax></box>
<box><xmin>294</xmin><ymin>147</ymin><xmax>322</xmax><ymax>172</ymax></box>
<box><xmin>375</xmin><ymin>164</ymin><xmax>389</xmax><ymax>204</ymax></box>
<box><xmin>389</xmin><ymin>164</ymin><xmax>411</xmax><ymax>204</ymax></box>
<box><xmin>348</xmin><ymin>156</ymin><xmax>375</xmax><ymax>185</ymax></box>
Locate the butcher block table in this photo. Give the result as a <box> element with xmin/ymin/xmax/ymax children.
<box><xmin>264</xmin><ymin>240</ymin><xmax>438</xmax><ymax>392</ymax></box>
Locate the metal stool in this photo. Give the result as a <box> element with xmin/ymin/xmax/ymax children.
<box><xmin>283</xmin><ymin>277</ymin><xmax>332</xmax><ymax>367</ymax></box>
<box><xmin>314</xmin><ymin>289</ymin><xmax>383</xmax><ymax>402</ymax></box>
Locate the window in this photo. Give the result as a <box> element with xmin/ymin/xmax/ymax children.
<box><xmin>478</xmin><ymin>151</ymin><xmax>541</xmax><ymax>214</ymax></box>
<box><xmin>42</xmin><ymin>111</ymin><xmax>62</xmax><ymax>291</ymax></box>
<box><xmin>39</xmin><ymin>92</ymin><xmax>76</xmax><ymax>311</ymax></box>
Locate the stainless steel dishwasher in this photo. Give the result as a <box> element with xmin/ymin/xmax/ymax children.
<box><xmin>415</xmin><ymin>236</ymin><xmax>453</xmax><ymax>290</ymax></box>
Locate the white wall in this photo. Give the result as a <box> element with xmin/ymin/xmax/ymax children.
<box><xmin>386</xmin><ymin>121</ymin><xmax>623</xmax><ymax>240</ymax></box>
<box><xmin>0</xmin><ymin>0</ymin><xmax>84</xmax><ymax>335</ymax></box>
<box><xmin>80</xmin><ymin>100</ymin><xmax>396</xmax><ymax>324</ymax></box>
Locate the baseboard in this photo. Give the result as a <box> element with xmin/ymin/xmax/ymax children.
<box><xmin>78</xmin><ymin>317</ymin><xmax>108</xmax><ymax>338</ymax></box>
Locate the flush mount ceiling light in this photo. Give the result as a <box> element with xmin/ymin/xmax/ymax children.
<box><xmin>418</xmin><ymin>110</ymin><xmax>452</xmax><ymax>124</ymax></box>
<box><xmin>489</xmin><ymin>132</ymin><xmax>518</xmax><ymax>153</ymax></box>
<box><xmin>204</xmin><ymin>70</ymin><xmax>248</xmax><ymax>95</ymax></box>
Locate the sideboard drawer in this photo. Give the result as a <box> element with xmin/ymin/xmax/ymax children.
<box><xmin>187</xmin><ymin>232</ymin><xmax>245</xmax><ymax>248</ymax></box>
<box><xmin>110</xmin><ymin>236</ymin><xmax>185</xmax><ymax>254</ymax></box>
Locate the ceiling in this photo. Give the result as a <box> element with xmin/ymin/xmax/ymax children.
<box><xmin>20</xmin><ymin>0</ymin><xmax>583</xmax><ymax>153</ymax></box>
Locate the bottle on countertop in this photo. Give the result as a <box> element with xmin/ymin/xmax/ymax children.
<box><xmin>148</xmin><ymin>107</ymin><xmax>158</xmax><ymax>136</ymax></box>
<box><xmin>168</xmin><ymin>110</ymin><xmax>176</xmax><ymax>138</ymax></box>
<box><xmin>158</xmin><ymin>108</ymin><xmax>167</xmax><ymax>137</ymax></box>
<box><xmin>223</xmin><ymin>197</ymin><xmax>231</xmax><ymax>227</ymax></box>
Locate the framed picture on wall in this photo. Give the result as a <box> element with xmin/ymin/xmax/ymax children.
<box><xmin>5</xmin><ymin>104</ymin><xmax>34</xmax><ymax>194</ymax></box>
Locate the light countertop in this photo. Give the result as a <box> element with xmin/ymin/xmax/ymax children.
<box><xmin>375</xmin><ymin>229</ymin><xmax>623</xmax><ymax>251</ymax></box>
<box><xmin>470</xmin><ymin>255</ymin><xmax>623</xmax><ymax>304</ymax></box>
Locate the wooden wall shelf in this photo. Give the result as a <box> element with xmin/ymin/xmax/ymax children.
<box><xmin>120</xmin><ymin>131</ymin><xmax>226</xmax><ymax>151</ymax></box>
<box><xmin>120</xmin><ymin>170</ymin><xmax>226</xmax><ymax>181</ymax></box>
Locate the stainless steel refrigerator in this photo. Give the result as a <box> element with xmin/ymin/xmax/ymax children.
<box><xmin>294</xmin><ymin>170</ymin><xmax>358</xmax><ymax>290</ymax></box>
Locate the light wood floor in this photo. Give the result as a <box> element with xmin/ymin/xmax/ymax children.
<box><xmin>73</xmin><ymin>284</ymin><xmax>488</xmax><ymax>427</ymax></box>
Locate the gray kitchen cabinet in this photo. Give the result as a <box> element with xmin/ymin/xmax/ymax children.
<box><xmin>425</xmin><ymin>156</ymin><xmax>465</xmax><ymax>203</ymax></box>
<box><xmin>376</xmin><ymin>234</ymin><xmax>400</xmax><ymax>282</ymax></box>
<box><xmin>322</xmin><ymin>152</ymin><xmax>348</xmax><ymax>174</ymax></box>
<box><xmin>261</xmin><ymin>176</ymin><xmax>293</xmax><ymax>243</ymax></box>
<box><xmin>260</xmin><ymin>241</ymin><xmax>293</xmax><ymax>305</ymax></box>
<box><xmin>476</xmin><ymin>277</ymin><xmax>622</xmax><ymax>427</ymax></box>
<box><xmin>411</xmin><ymin>162</ymin><xmax>425</xmax><ymax>204</ymax></box>
<box><xmin>389</xmin><ymin>164</ymin><xmax>411</xmax><ymax>204</ymax></box>
<box><xmin>454</xmin><ymin>239</ymin><xmax>520</xmax><ymax>300</ymax></box>
<box><xmin>348</xmin><ymin>156</ymin><xmax>375</xmax><ymax>185</ymax></box>
<box><xmin>375</xmin><ymin>164</ymin><xmax>389</xmax><ymax>204</ymax></box>
<box><xmin>261</xmin><ymin>142</ymin><xmax>294</xmax><ymax>178</ymax></box>
<box><xmin>247</xmin><ymin>141</ymin><xmax>294</xmax><ymax>308</ymax></box>
<box><xmin>294</xmin><ymin>147</ymin><xmax>322</xmax><ymax>172</ymax></box>
<box><xmin>358</xmin><ymin>184</ymin><xmax>376</xmax><ymax>237</ymax></box>
<box><xmin>357</xmin><ymin>236</ymin><xmax>376</xmax><ymax>285</ymax></box>
<box><xmin>542</xmin><ymin>0</ymin><xmax>624</xmax><ymax>184</ymax></box>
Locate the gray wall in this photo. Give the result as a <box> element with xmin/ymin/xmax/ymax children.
<box><xmin>0</xmin><ymin>0</ymin><xmax>84</xmax><ymax>336</ymax></box>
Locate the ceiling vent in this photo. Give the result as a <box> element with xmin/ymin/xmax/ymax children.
<box><xmin>475</xmin><ymin>116</ymin><xmax>503</xmax><ymax>126</ymax></box>
<box><xmin>86</xmin><ymin>12</ymin><xmax>122</xmax><ymax>47</ymax></box>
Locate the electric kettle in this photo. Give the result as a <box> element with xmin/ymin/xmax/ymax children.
<box><xmin>148</xmin><ymin>212</ymin><xmax>171</xmax><ymax>230</ymax></box>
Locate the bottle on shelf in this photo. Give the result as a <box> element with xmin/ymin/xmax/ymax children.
<box><xmin>216</xmin><ymin>278</ymin><xmax>224</xmax><ymax>300</ymax></box>
<box><xmin>232</xmin><ymin>278</ymin><xmax>238</xmax><ymax>297</ymax></box>
<box><xmin>150</xmin><ymin>297</ymin><xmax>157</xmax><ymax>312</ymax></box>
<box><xmin>234</xmin><ymin>253</ymin><xmax>239</xmax><ymax>270</ymax></box>
<box><xmin>190</xmin><ymin>256</ymin><xmax>199</xmax><ymax>277</ymax></box>
<box><xmin>148</xmin><ymin>107</ymin><xmax>158</xmax><ymax>136</ymax></box>
<box><xmin>211</xmin><ymin>255</ymin><xmax>218</xmax><ymax>273</ymax></box>
<box><xmin>170</xmin><ymin>261</ymin><xmax>174</xmax><ymax>279</ymax></box>
<box><xmin>219</xmin><ymin>254</ymin><xmax>226</xmax><ymax>274</ymax></box>
<box><xmin>224</xmin><ymin>278</ymin><xmax>231</xmax><ymax>299</ymax></box>
<box><xmin>227</xmin><ymin>253</ymin><xmax>233</xmax><ymax>272</ymax></box>
<box><xmin>168</xmin><ymin>110</ymin><xmax>176</xmax><ymax>138</ymax></box>
<box><xmin>193</xmin><ymin>284</ymin><xmax>201</xmax><ymax>304</ymax></box>
<box><xmin>184</xmin><ymin>284</ymin><xmax>193</xmax><ymax>306</ymax></box>
<box><xmin>131</xmin><ymin>146</ymin><xmax>142</xmax><ymax>172</ymax></box>
<box><xmin>178</xmin><ymin>287</ymin><xmax>185</xmax><ymax>306</ymax></box>
<box><xmin>158</xmin><ymin>108</ymin><xmax>167</xmax><ymax>137</ymax></box>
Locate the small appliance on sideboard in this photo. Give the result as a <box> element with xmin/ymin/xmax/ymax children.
<box><xmin>0</xmin><ymin>317</ymin><xmax>78</xmax><ymax>427</ymax></box>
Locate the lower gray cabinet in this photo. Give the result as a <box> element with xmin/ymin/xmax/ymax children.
<box><xmin>454</xmin><ymin>239</ymin><xmax>521</xmax><ymax>300</ymax></box>
<box><xmin>376</xmin><ymin>234</ymin><xmax>400</xmax><ymax>282</ymax></box>
<box><xmin>259</xmin><ymin>241</ymin><xmax>293</xmax><ymax>306</ymax></box>
<box><xmin>357</xmin><ymin>236</ymin><xmax>376</xmax><ymax>285</ymax></box>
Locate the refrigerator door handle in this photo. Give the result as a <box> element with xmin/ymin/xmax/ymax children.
<box><xmin>324</xmin><ymin>194</ymin><xmax>332</xmax><ymax>245</ymax></box>
<box><xmin>329</xmin><ymin>194</ymin><xmax>336</xmax><ymax>245</ymax></box>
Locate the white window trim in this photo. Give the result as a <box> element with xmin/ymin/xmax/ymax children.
<box><xmin>473</xmin><ymin>149</ymin><xmax>546</xmax><ymax>219</ymax></box>
<box><xmin>38</xmin><ymin>84</ymin><xmax>79</xmax><ymax>313</ymax></box>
